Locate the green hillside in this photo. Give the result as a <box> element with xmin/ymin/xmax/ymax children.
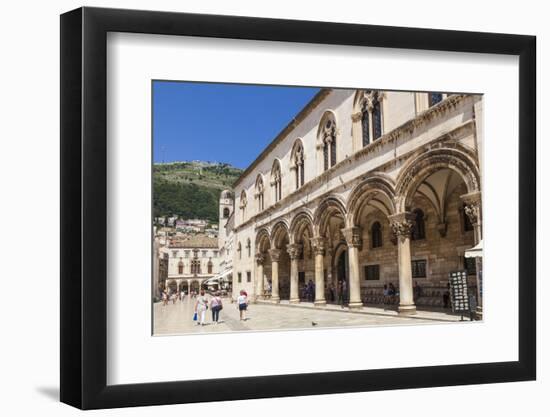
<box><xmin>153</xmin><ymin>161</ymin><xmax>242</xmax><ymax>223</ymax></box>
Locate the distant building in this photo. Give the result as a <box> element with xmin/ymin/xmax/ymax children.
<box><xmin>160</xmin><ymin>235</ymin><xmax>221</xmax><ymax>294</ymax></box>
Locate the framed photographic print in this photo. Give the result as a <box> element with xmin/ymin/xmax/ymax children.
<box><xmin>60</xmin><ymin>6</ymin><xmax>536</xmax><ymax>410</ymax></box>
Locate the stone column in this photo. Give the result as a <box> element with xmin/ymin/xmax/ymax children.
<box><xmin>187</xmin><ymin>280</ymin><xmax>191</xmax><ymax>294</ymax></box>
<box><xmin>342</xmin><ymin>226</ymin><xmax>363</xmax><ymax>309</ymax></box>
<box><xmin>254</xmin><ymin>252</ymin><xmax>265</xmax><ymax>302</ymax></box>
<box><xmin>389</xmin><ymin>213</ymin><xmax>417</xmax><ymax>315</ymax></box>
<box><xmin>311</xmin><ymin>237</ymin><xmax>326</xmax><ymax>306</ymax></box>
<box><xmin>462</xmin><ymin>191</ymin><xmax>483</xmax><ymax>319</ymax></box>
<box><xmin>287</xmin><ymin>243</ymin><xmax>303</xmax><ymax>304</ymax></box>
<box><xmin>269</xmin><ymin>249</ymin><xmax>281</xmax><ymax>303</ymax></box>
<box><xmin>176</xmin><ymin>280</ymin><xmax>181</xmax><ymax>295</ymax></box>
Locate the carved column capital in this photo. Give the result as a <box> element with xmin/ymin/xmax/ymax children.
<box><xmin>342</xmin><ymin>226</ymin><xmax>363</xmax><ymax>249</ymax></box>
<box><xmin>286</xmin><ymin>243</ymin><xmax>303</xmax><ymax>260</ymax></box>
<box><xmin>389</xmin><ymin>212</ymin><xmax>415</xmax><ymax>238</ymax></box>
<box><xmin>351</xmin><ymin>112</ymin><xmax>362</xmax><ymax>122</ymax></box>
<box><xmin>463</xmin><ymin>203</ymin><xmax>480</xmax><ymax>226</ymax></box>
<box><xmin>268</xmin><ymin>248</ymin><xmax>281</xmax><ymax>262</ymax></box>
<box><xmin>254</xmin><ymin>252</ymin><xmax>265</xmax><ymax>265</ymax></box>
<box><xmin>310</xmin><ymin>237</ymin><xmax>327</xmax><ymax>256</ymax></box>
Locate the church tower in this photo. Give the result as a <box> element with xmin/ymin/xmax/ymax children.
<box><xmin>218</xmin><ymin>190</ymin><xmax>234</xmax><ymax>250</ymax></box>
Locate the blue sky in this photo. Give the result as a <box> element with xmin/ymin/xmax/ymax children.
<box><xmin>153</xmin><ymin>81</ymin><xmax>320</xmax><ymax>169</ymax></box>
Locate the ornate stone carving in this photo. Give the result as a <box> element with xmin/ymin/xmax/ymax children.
<box><xmin>390</xmin><ymin>220</ymin><xmax>414</xmax><ymax>237</ymax></box>
<box><xmin>464</xmin><ymin>203</ymin><xmax>480</xmax><ymax>226</ymax></box>
<box><xmin>310</xmin><ymin>237</ymin><xmax>326</xmax><ymax>256</ymax></box>
<box><xmin>268</xmin><ymin>248</ymin><xmax>281</xmax><ymax>262</ymax></box>
<box><xmin>341</xmin><ymin>227</ymin><xmax>363</xmax><ymax>249</ymax></box>
<box><xmin>286</xmin><ymin>243</ymin><xmax>303</xmax><ymax>260</ymax></box>
<box><xmin>255</xmin><ymin>252</ymin><xmax>265</xmax><ymax>265</ymax></box>
<box><xmin>389</xmin><ymin>212</ymin><xmax>415</xmax><ymax>239</ymax></box>
<box><xmin>351</xmin><ymin>112</ymin><xmax>362</xmax><ymax>122</ymax></box>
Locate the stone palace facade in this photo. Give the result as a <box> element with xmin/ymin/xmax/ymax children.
<box><xmin>227</xmin><ymin>89</ymin><xmax>483</xmax><ymax>315</ymax></box>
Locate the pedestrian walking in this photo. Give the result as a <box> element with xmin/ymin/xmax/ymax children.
<box><xmin>194</xmin><ymin>289</ymin><xmax>208</xmax><ymax>326</ymax></box>
<box><xmin>237</xmin><ymin>290</ymin><xmax>248</xmax><ymax>321</ymax></box>
<box><xmin>162</xmin><ymin>290</ymin><xmax>168</xmax><ymax>306</ymax></box>
<box><xmin>210</xmin><ymin>292</ymin><xmax>223</xmax><ymax>324</ymax></box>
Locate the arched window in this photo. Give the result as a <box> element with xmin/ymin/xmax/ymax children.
<box><xmin>319</xmin><ymin>112</ymin><xmax>337</xmax><ymax>171</ymax></box>
<box><xmin>271</xmin><ymin>160</ymin><xmax>282</xmax><ymax>202</ymax></box>
<box><xmin>237</xmin><ymin>242</ymin><xmax>242</xmax><ymax>259</ymax></box>
<box><xmin>178</xmin><ymin>260</ymin><xmax>183</xmax><ymax>274</ymax></box>
<box><xmin>246</xmin><ymin>238</ymin><xmax>251</xmax><ymax>257</ymax></box>
<box><xmin>255</xmin><ymin>175</ymin><xmax>264</xmax><ymax>212</ymax></box>
<box><xmin>291</xmin><ymin>140</ymin><xmax>305</xmax><ymax>189</ymax></box>
<box><xmin>429</xmin><ymin>92</ymin><xmax>443</xmax><ymax>107</ymax></box>
<box><xmin>223</xmin><ymin>207</ymin><xmax>230</xmax><ymax>218</ymax></box>
<box><xmin>372</xmin><ymin>95</ymin><xmax>382</xmax><ymax>140</ymax></box>
<box><xmin>191</xmin><ymin>258</ymin><xmax>201</xmax><ymax>275</ymax></box>
<box><xmin>371</xmin><ymin>221</ymin><xmax>383</xmax><ymax>248</ymax></box>
<box><xmin>361</xmin><ymin>107</ymin><xmax>370</xmax><ymax>147</ymax></box>
<box><xmin>411</xmin><ymin>209</ymin><xmax>426</xmax><ymax>240</ymax></box>
<box><xmin>240</xmin><ymin>190</ymin><xmax>247</xmax><ymax>222</ymax></box>
<box><xmin>207</xmin><ymin>260</ymin><xmax>213</xmax><ymax>274</ymax></box>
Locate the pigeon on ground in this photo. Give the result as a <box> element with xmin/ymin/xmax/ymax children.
<box><xmin>311</xmin><ymin>321</ymin><xmax>318</xmax><ymax>326</ymax></box>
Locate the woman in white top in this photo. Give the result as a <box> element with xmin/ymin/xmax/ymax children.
<box><xmin>194</xmin><ymin>290</ymin><xmax>208</xmax><ymax>326</ymax></box>
<box><xmin>237</xmin><ymin>290</ymin><xmax>248</xmax><ymax>321</ymax></box>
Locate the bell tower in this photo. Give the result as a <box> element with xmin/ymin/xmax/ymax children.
<box><xmin>218</xmin><ymin>190</ymin><xmax>234</xmax><ymax>249</ymax></box>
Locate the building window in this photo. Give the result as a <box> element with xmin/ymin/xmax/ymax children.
<box><xmin>364</xmin><ymin>264</ymin><xmax>380</xmax><ymax>281</ymax></box>
<box><xmin>271</xmin><ymin>160</ymin><xmax>282</xmax><ymax>202</ymax></box>
<box><xmin>172</xmin><ymin>250</ymin><xmax>178</xmax><ymax>257</ymax></box>
<box><xmin>207</xmin><ymin>260</ymin><xmax>213</xmax><ymax>274</ymax></box>
<box><xmin>237</xmin><ymin>242</ymin><xmax>242</xmax><ymax>259</ymax></box>
<box><xmin>190</xmin><ymin>259</ymin><xmax>201</xmax><ymax>275</ymax></box>
<box><xmin>292</xmin><ymin>140</ymin><xmax>305</xmax><ymax>189</ymax></box>
<box><xmin>213</xmin><ymin>251</ymin><xmax>218</xmax><ymax>258</ymax></box>
<box><xmin>178</xmin><ymin>261</ymin><xmax>183</xmax><ymax>275</ymax></box>
<box><xmin>237</xmin><ymin>272</ymin><xmax>242</xmax><ymax>283</ymax></box>
<box><xmin>371</xmin><ymin>221</ymin><xmax>383</xmax><ymax>248</ymax></box>
<box><xmin>372</xmin><ymin>96</ymin><xmax>382</xmax><ymax>140</ymax></box>
<box><xmin>464</xmin><ymin>257</ymin><xmax>477</xmax><ymax>275</ymax></box>
<box><xmin>361</xmin><ymin>108</ymin><xmax>370</xmax><ymax>147</ymax></box>
<box><xmin>319</xmin><ymin>113</ymin><xmax>337</xmax><ymax>171</ymax></box>
<box><xmin>246</xmin><ymin>238</ymin><xmax>251</xmax><ymax>257</ymax></box>
<box><xmin>255</xmin><ymin>175</ymin><xmax>264</xmax><ymax>212</ymax></box>
<box><xmin>223</xmin><ymin>207</ymin><xmax>230</xmax><ymax>218</ymax></box>
<box><xmin>246</xmin><ymin>271</ymin><xmax>251</xmax><ymax>283</ymax></box>
<box><xmin>428</xmin><ymin>92</ymin><xmax>443</xmax><ymax>107</ymax></box>
<box><xmin>411</xmin><ymin>259</ymin><xmax>427</xmax><ymax>278</ymax></box>
<box><xmin>240</xmin><ymin>190</ymin><xmax>247</xmax><ymax>222</ymax></box>
<box><xmin>411</xmin><ymin>208</ymin><xmax>426</xmax><ymax>240</ymax></box>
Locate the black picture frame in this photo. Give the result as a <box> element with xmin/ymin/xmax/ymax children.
<box><xmin>60</xmin><ymin>6</ymin><xmax>536</xmax><ymax>410</ymax></box>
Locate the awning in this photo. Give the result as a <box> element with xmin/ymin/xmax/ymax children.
<box><xmin>203</xmin><ymin>270</ymin><xmax>232</xmax><ymax>285</ymax></box>
<box><xmin>464</xmin><ymin>240</ymin><xmax>483</xmax><ymax>258</ymax></box>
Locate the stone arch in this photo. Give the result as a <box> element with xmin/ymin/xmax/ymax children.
<box><xmin>313</xmin><ymin>195</ymin><xmax>347</xmax><ymax>236</ymax></box>
<box><xmin>289</xmin><ymin>209</ymin><xmax>315</xmax><ymax>243</ymax></box>
<box><xmin>271</xmin><ymin>220</ymin><xmax>291</xmax><ymax>248</ymax></box>
<box><xmin>346</xmin><ymin>174</ymin><xmax>396</xmax><ymax>226</ymax></box>
<box><xmin>395</xmin><ymin>148</ymin><xmax>481</xmax><ymax>212</ymax></box>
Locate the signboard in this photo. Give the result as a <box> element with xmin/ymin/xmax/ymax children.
<box><xmin>448</xmin><ymin>270</ymin><xmax>470</xmax><ymax>314</ymax></box>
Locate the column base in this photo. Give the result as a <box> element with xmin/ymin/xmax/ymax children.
<box><xmin>348</xmin><ymin>302</ymin><xmax>363</xmax><ymax>309</ymax></box>
<box><xmin>398</xmin><ymin>304</ymin><xmax>417</xmax><ymax>315</ymax></box>
<box><xmin>314</xmin><ymin>299</ymin><xmax>326</xmax><ymax>307</ymax></box>
<box><xmin>271</xmin><ymin>296</ymin><xmax>280</xmax><ymax>304</ymax></box>
<box><xmin>289</xmin><ymin>298</ymin><xmax>300</xmax><ymax>304</ymax></box>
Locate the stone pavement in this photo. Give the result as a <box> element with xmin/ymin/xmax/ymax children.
<box><xmin>153</xmin><ymin>296</ymin><xmax>468</xmax><ymax>336</ymax></box>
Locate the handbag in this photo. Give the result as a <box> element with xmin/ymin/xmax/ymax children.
<box><xmin>193</xmin><ymin>312</ymin><xmax>197</xmax><ymax>321</ymax></box>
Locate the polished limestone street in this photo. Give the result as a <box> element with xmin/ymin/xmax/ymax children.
<box><xmin>153</xmin><ymin>296</ymin><xmax>464</xmax><ymax>336</ymax></box>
